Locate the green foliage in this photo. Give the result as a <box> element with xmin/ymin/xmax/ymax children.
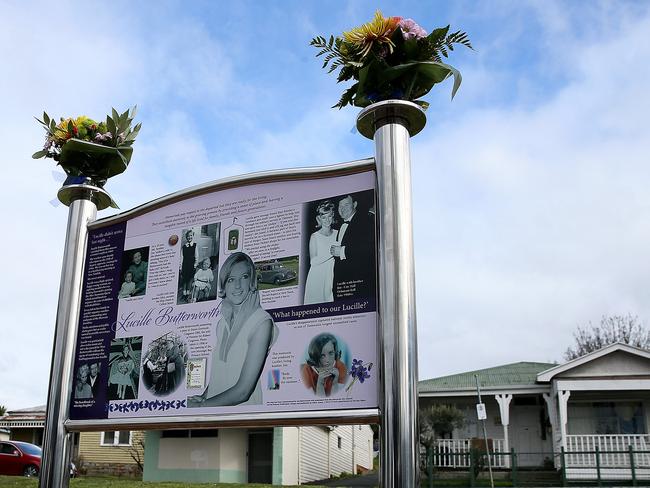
<box><xmin>419</xmin><ymin>404</ymin><xmax>466</xmax><ymax>449</ymax></box>
<box><xmin>0</xmin><ymin>405</ymin><xmax>6</xmax><ymax>416</ymax></box>
<box><xmin>32</xmin><ymin>106</ymin><xmax>141</xmax><ymax>183</ymax></box>
<box><xmin>311</xmin><ymin>15</ymin><xmax>472</xmax><ymax>109</ymax></box>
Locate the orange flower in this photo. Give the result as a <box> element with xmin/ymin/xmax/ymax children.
<box><xmin>343</xmin><ymin>11</ymin><xmax>402</xmax><ymax>58</ymax></box>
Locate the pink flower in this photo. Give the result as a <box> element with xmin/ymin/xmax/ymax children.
<box><xmin>398</xmin><ymin>18</ymin><xmax>427</xmax><ymax>40</ymax></box>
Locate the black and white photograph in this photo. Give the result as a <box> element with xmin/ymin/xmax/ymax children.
<box><xmin>73</xmin><ymin>363</ymin><xmax>93</xmax><ymax>400</ymax></box>
<box><xmin>176</xmin><ymin>223</ymin><xmax>220</xmax><ymax>304</ymax></box>
<box><xmin>255</xmin><ymin>256</ymin><xmax>299</xmax><ymax>290</ymax></box>
<box><xmin>141</xmin><ymin>332</ymin><xmax>187</xmax><ymax>397</ymax></box>
<box><xmin>302</xmin><ymin>190</ymin><xmax>376</xmax><ymax>304</ymax></box>
<box><xmin>107</xmin><ymin>337</ymin><xmax>142</xmax><ymax>401</ymax></box>
<box><xmin>119</xmin><ymin>247</ymin><xmax>149</xmax><ymax>298</ymax></box>
<box><xmin>223</xmin><ymin>217</ymin><xmax>244</xmax><ymax>254</ymax></box>
<box><xmin>187</xmin><ymin>252</ymin><xmax>278</xmax><ymax>407</ymax></box>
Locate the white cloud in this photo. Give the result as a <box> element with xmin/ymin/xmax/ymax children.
<box><xmin>413</xmin><ymin>4</ymin><xmax>650</xmax><ymax>379</ymax></box>
<box><xmin>1</xmin><ymin>0</ymin><xmax>649</xmax><ymax>410</ymax></box>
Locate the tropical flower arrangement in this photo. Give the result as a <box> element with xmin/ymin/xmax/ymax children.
<box><xmin>311</xmin><ymin>11</ymin><xmax>472</xmax><ymax>109</ymax></box>
<box><xmin>33</xmin><ymin>107</ymin><xmax>141</xmax><ymax>186</ymax></box>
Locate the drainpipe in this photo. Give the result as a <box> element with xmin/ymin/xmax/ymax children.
<box><xmin>352</xmin><ymin>425</ymin><xmax>356</xmax><ymax>475</ymax></box>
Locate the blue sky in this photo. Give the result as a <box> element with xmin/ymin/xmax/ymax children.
<box><xmin>1</xmin><ymin>0</ymin><xmax>650</xmax><ymax>410</ymax></box>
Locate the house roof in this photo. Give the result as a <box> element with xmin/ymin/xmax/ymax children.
<box><xmin>419</xmin><ymin>361</ymin><xmax>556</xmax><ymax>393</ymax></box>
<box><xmin>6</xmin><ymin>405</ymin><xmax>46</xmax><ymax>415</ymax></box>
<box><xmin>537</xmin><ymin>342</ymin><xmax>650</xmax><ymax>382</ymax></box>
<box><xmin>0</xmin><ymin>405</ymin><xmax>46</xmax><ymax>428</ymax></box>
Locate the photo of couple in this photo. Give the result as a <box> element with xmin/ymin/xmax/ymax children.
<box><xmin>303</xmin><ymin>190</ymin><xmax>376</xmax><ymax>304</ymax></box>
<box><xmin>73</xmin><ymin>362</ymin><xmax>103</xmax><ymax>400</ymax></box>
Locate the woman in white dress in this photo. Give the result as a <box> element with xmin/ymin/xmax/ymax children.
<box><xmin>304</xmin><ymin>200</ymin><xmax>338</xmax><ymax>304</ymax></box>
<box><xmin>188</xmin><ymin>252</ymin><xmax>277</xmax><ymax>407</ymax></box>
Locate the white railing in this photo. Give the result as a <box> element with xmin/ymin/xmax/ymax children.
<box><xmin>566</xmin><ymin>434</ymin><xmax>650</xmax><ymax>468</ymax></box>
<box><xmin>434</xmin><ymin>438</ymin><xmax>506</xmax><ymax>468</ymax></box>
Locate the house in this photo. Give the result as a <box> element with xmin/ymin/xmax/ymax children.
<box><xmin>418</xmin><ymin>342</ymin><xmax>650</xmax><ymax>480</ymax></box>
<box><xmin>0</xmin><ymin>403</ymin><xmax>373</xmax><ymax>482</ymax></box>
<box><xmin>77</xmin><ymin>430</ymin><xmax>145</xmax><ymax>477</ymax></box>
<box><xmin>143</xmin><ymin>424</ymin><xmax>374</xmax><ymax>484</ymax></box>
<box><xmin>0</xmin><ymin>405</ymin><xmax>46</xmax><ymax>446</ymax></box>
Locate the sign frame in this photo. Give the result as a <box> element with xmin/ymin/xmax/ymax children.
<box><xmin>64</xmin><ymin>157</ymin><xmax>380</xmax><ymax>433</ymax></box>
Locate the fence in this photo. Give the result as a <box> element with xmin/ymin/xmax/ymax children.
<box><xmin>422</xmin><ymin>446</ymin><xmax>650</xmax><ymax>487</ymax></box>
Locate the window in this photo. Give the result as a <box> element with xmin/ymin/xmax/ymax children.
<box><xmin>0</xmin><ymin>443</ymin><xmax>19</xmax><ymax>455</ymax></box>
<box><xmin>594</xmin><ymin>402</ymin><xmax>646</xmax><ymax>435</ymax></box>
<box><xmin>101</xmin><ymin>431</ymin><xmax>132</xmax><ymax>446</ymax></box>
<box><xmin>161</xmin><ymin>429</ymin><xmax>218</xmax><ymax>438</ymax></box>
<box><xmin>568</xmin><ymin>402</ymin><xmax>646</xmax><ymax>435</ymax></box>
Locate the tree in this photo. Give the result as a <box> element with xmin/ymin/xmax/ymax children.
<box><xmin>419</xmin><ymin>404</ymin><xmax>465</xmax><ymax>450</ymax></box>
<box><xmin>564</xmin><ymin>314</ymin><xmax>650</xmax><ymax>360</ymax></box>
<box><xmin>118</xmin><ymin>436</ymin><xmax>145</xmax><ymax>473</ymax></box>
<box><xmin>0</xmin><ymin>405</ymin><xmax>6</xmax><ymax>416</ymax></box>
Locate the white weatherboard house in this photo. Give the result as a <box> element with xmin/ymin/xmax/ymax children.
<box><xmin>419</xmin><ymin>343</ymin><xmax>650</xmax><ymax>480</ymax></box>
<box><xmin>143</xmin><ymin>424</ymin><xmax>374</xmax><ymax>484</ymax></box>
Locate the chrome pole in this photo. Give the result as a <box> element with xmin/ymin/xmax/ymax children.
<box><xmin>40</xmin><ymin>180</ymin><xmax>112</xmax><ymax>488</ymax></box>
<box><xmin>357</xmin><ymin>100</ymin><xmax>426</xmax><ymax>488</ymax></box>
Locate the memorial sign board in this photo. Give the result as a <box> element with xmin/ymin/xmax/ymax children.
<box><xmin>68</xmin><ymin>162</ymin><xmax>379</xmax><ymax>426</ymax></box>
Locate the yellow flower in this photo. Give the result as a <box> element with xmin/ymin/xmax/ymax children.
<box><xmin>343</xmin><ymin>10</ymin><xmax>402</xmax><ymax>58</ymax></box>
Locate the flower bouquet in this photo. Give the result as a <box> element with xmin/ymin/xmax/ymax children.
<box><xmin>33</xmin><ymin>107</ymin><xmax>141</xmax><ymax>187</ymax></box>
<box><xmin>311</xmin><ymin>11</ymin><xmax>472</xmax><ymax>109</ymax></box>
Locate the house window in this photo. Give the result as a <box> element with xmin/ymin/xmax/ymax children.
<box><xmin>568</xmin><ymin>402</ymin><xmax>646</xmax><ymax>435</ymax></box>
<box><xmin>161</xmin><ymin>429</ymin><xmax>218</xmax><ymax>438</ymax></box>
<box><xmin>101</xmin><ymin>431</ymin><xmax>131</xmax><ymax>446</ymax></box>
<box><xmin>594</xmin><ymin>402</ymin><xmax>646</xmax><ymax>435</ymax></box>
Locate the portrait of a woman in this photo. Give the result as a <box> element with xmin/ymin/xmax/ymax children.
<box><xmin>303</xmin><ymin>200</ymin><xmax>338</xmax><ymax>304</ymax></box>
<box><xmin>74</xmin><ymin>364</ymin><xmax>93</xmax><ymax>399</ymax></box>
<box><xmin>188</xmin><ymin>252</ymin><xmax>277</xmax><ymax>407</ymax></box>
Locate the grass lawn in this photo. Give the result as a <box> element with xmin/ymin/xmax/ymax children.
<box><xmin>0</xmin><ymin>476</ymin><xmax>326</xmax><ymax>488</ymax></box>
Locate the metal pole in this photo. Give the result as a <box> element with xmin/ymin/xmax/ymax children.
<box><xmin>629</xmin><ymin>445</ymin><xmax>636</xmax><ymax>486</ymax></box>
<box><xmin>357</xmin><ymin>100</ymin><xmax>426</xmax><ymax>488</ymax></box>
<box><xmin>475</xmin><ymin>375</ymin><xmax>495</xmax><ymax>488</ymax></box>
<box><xmin>40</xmin><ymin>180</ymin><xmax>111</xmax><ymax>488</ymax></box>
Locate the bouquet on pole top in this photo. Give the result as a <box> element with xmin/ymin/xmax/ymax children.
<box><xmin>311</xmin><ymin>11</ymin><xmax>472</xmax><ymax>109</ymax></box>
<box><xmin>33</xmin><ymin>106</ymin><xmax>141</xmax><ymax>187</ymax></box>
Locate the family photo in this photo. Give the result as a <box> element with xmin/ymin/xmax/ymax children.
<box><xmin>303</xmin><ymin>190</ymin><xmax>376</xmax><ymax>304</ymax></box>
<box><xmin>107</xmin><ymin>337</ymin><xmax>142</xmax><ymax>401</ymax></box>
<box><xmin>188</xmin><ymin>252</ymin><xmax>279</xmax><ymax>407</ymax></box>
<box><xmin>176</xmin><ymin>223</ymin><xmax>220</xmax><ymax>305</ymax></box>
<box><xmin>118</xmin><ymin>247</ymin><xmax>149</xmax><ymax>298</ymax></box>
<box><xmin>141</xmin><ymin>332</ymin><xmax>187</xmax><ymax>397</ymax></box>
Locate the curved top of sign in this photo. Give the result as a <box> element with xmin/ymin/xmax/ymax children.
<box><xmin>90</xmin><ymin>157</ymin><xmax>375</xmax><ymax>229</ymax></box>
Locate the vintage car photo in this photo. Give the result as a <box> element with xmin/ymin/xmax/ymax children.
<box><xmin>255</xmin><ymin>257</ymin><xmax>299</xmax><ymax>289</ymax></box>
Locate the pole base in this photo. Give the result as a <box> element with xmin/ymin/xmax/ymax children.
<box><xmin>356</xmin><ymin>100</ymin><xmax>427</xmax><ymax>140</ymax></box>
<box><xmin>57</xmin><ymin>176</ymin><xmax>116</xmax><ymax>210</ymax></box>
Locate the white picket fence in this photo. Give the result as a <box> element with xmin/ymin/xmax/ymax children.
<box><xmin>433</xmin><ymin>438</ymin><xmax>507</xmax><ymax>468</ymax></box>
<box><xmin>565</xmin><ymin>434</ymin><xmax>650</xmax><ymax>480</ymax></box>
